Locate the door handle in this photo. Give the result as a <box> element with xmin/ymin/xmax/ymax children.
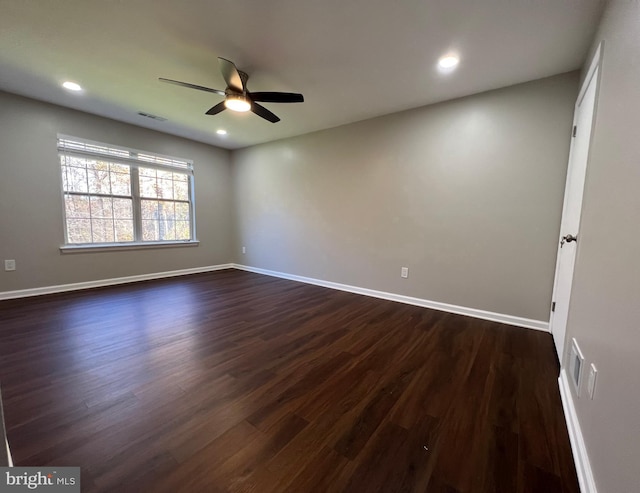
<box><xmin>560</xmin><ymin>234</ymin><xmax>578</xmax><ymax>247</ymax></box>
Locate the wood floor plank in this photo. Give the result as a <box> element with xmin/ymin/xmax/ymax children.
<box><xmin>0</xmin><ymin>269</ymin><xmax>578</xmax><ymax>492</ymax></box>
<box><xmin>331</xmin><ymin>365</ymin><xmax>414</xmax><ymax>460</ymax></box>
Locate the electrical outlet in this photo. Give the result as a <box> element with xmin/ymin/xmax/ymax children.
<box><xmin>587</xmin><ymin>363</ymin><xmax>598</xmax><ymax>399</ymax></box>
<box><xmin>242</xmin><ymin>246</ymin><xmax>246</xmax><ymax>254</ymax></box>
<box><xmin>401</xmin><ymin>267</ymin><xmax>408</xmax><ymax>278</ymax></box>
<box><xmin>4</xmin><ymin>259</ymin><xmax>16</xmax><ymax>271</ymax></box>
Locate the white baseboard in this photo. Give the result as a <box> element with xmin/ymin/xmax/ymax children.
<box><xmin>0</xmin><ymin>262</ymin><xmax>550</xmax><ymax>333</ymax></box>
<box><xmin>559</xmin><ymin>369</ymin><xmax>598</xmax><ymax>493</ymax></box>
<box><xmin>0</xmin><ymin>264</ymin><xmax>233</xmax><ymax>301</ymax></box>
<box><xmin>5</xmin><ymin>439</ymin><xmax>12</xmax><ymax>467</ymax></box>
<box><xmin>232</xmin><ymin>264</ymin><xmax>549</xmax><ymax>332</ymax></box>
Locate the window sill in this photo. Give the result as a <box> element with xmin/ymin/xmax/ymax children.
<box><xmin>60</xmin><ymin>240</ymin><xmax>199</xmax><ymax>254</ymax></box>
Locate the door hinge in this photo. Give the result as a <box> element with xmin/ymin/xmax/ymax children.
<box><xmin>552</xmin><ymin>301</ymin><xmax>556</xmax><ymax>312</ymax></box>
<box><xmin>572</xmin><ymin>125</ymin><xmax>577</xmax><ymax>137</ymax></box>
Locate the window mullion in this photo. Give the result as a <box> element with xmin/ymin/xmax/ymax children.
<box><xmin>189</xmin><ymin>175</ymin><xmax>196</xmax><ymax>240</ymax></box>
<box><xmin>65</xmin><ymin>191</ymin><xmax>132</xmax><ymax>200</ymax></box>
<box><xmin>131</xmin><ymin>165</ymin><xmax>142</xmax><ymax>242</ymax></box>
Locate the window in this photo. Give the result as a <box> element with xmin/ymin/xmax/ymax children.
<box><xmin>58</xmin><ymin>136</ymin><xmax>196</xmax><ymax>247</ymax></box>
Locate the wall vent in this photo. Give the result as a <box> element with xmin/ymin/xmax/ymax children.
<box><xmin>569</xmin><ymin>338</ymin><xmax>585</xmax><ymax>396</ymax></box>
<box><xmin>137</xmin><ymin>112</ymin><xmax>167</xmax><ymax>122</ymax></box>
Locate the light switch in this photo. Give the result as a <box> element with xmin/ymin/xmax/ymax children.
<box><xmin>587</xmin><ymin>363</ymin><xmax>598</xmax><ymax>399</ymax></box>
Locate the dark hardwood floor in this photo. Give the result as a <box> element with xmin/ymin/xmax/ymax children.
<box><xmin>0</xmin><ymin>269</ymin><xmax>579</xmax><ymax>492</ymax></box>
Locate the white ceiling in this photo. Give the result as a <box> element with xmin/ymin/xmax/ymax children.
<box><xmin>0</xmin><ymin>0</ymin><xmax>603</xmax><ymax>150</ymax></box>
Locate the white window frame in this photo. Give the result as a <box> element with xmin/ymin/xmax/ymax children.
<box><xmin>57</xmin><ymin>135</ymin><xmax>198</xmax><ymax>252</ymax></box>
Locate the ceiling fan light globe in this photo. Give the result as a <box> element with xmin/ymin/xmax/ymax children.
<box><xmin>438</xmin><ymin>54</ymin><xmax>460</xmax><ymax>69</ymax></box>
<box><xmin>225</xmin><ymin>96</ymin><xmax>251</xmax><ymax>112</ymax></box>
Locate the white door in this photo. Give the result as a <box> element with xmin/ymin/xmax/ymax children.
<box><xmin>550</xmin><ymin>46</ymin><xmax>601</xmax><ymax>361</ymax></box>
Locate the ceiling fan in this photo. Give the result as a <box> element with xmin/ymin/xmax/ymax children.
<box><xmin>159</xmin><ymin>57</ymin><xmax>304</xmax><ymax>123</ymax></box>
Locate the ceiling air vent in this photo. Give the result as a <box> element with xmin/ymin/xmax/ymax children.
<box><xmin>137</xmin><ymin>112</ymin><xmax>167</xmax><ymax>122</ymax></box>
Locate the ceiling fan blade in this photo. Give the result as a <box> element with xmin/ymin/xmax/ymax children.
<box><xmin>205</xmin><ymin>102</ymin><xmax>227</xmax><ymax>115</ymax></box>
<box><xmin>218</xmin><ymin>57</ymin><xmax>244</xmax><ymax>93</ymax></box>
<box><xmin>250</xmin><ymin>92</ymin><xmax>304</xmax><ymax>103</ymax></box>
<box><xmin>158</xmin><ymin>78</ymin><xmax>225</xmax><ymax>96</ymax></box>
<box><xmin>251</xmin><ymin>103</ymin><xmax>280</xmax><ymax>123</ymax></box>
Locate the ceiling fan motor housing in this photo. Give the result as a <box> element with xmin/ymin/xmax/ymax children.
<box><xmin>237</xmin><ymin>70</ymin><xmax>249</xmax><ymax>93</ymax></box>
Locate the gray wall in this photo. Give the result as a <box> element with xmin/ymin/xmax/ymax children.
<box><xmin>232</xmin><ymin>73</ymin><xmax>579</xmax><ymax>322</ymax></box>
<box><xmin>0</xmin><ymin>91</ymin><xmax>234</xmax><ymax>292</ymax></box>
<box><xmin>564</xmin><ymin>1</ymin><xmax>640</xmax><ymax>492</ymax></box>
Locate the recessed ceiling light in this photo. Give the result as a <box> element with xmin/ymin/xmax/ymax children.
<box><xmin>62</xmin><ymin>81</ymin><xmax>83</xmax><ymax>92</ymax></box>
<box><xmin>438</xmin><ymin>55</ymin><xmax>460</xmax><ymax>70</ymax></box>
<box><xmin>216</xmin><ymin>129</ymin><xmax>227</xmax><ymax>135</ymax></box>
